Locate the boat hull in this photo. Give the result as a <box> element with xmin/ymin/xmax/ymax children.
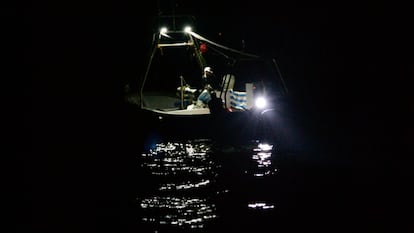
<box><xmin>136</xmin><ymin>107</ymin><xmax>270</xmax><ymax>143</ymax></box>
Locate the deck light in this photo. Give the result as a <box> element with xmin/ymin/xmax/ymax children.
<box><xmin>160</xmin><ymin>27</ymin><xmax>172</xmax><ymax>38</ymax></box>
<box><xmin>184</xmin><ymin>26</ymin><xmax>192</xmax><ymax>33</ymax></box>
<box><xmin>255</xmin><ymin>97</ymin><xmax>267</xmax><ymax>109</ymax></box>
<box><xmin>160</xmin><ymin>27</ymin><xmax>168</xmax><ymax>34</ymax></box>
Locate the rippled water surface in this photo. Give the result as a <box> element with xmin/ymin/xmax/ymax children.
<box><xmin>136</xmin><ymin>139</ymin><xmax>281</xmax><ymax>232</ymax></box>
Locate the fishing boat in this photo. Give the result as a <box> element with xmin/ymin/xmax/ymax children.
<box><xmin>131</xmin><ymin>15</ymin><xmax>288</xmax><ymax>140</ymax></box>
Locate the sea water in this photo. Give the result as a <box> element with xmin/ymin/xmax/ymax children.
<box><xmin>136</xmin><ymin>138</ymin><xmax>281</xmax><ymax>232</ymax></box>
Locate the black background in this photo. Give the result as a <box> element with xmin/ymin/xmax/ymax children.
<box><xmin>19</xmin><ymin>0</ymin><xmax>414</xmax><ymax>232</ymax></box>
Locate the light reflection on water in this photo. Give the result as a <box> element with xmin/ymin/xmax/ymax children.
<box><xmin>140</xmin><ymin>196</ymin><xmax>216</xmax><ymax>229</ymax></box>
<box><xmin>138</xmin><ymin>139</ymin><xmax>277</xmax><ymax>231</ymax></box>
<box><xmin>250</xmin><ymin>142</ymin><xmax>278</xmax><ymax>177</ymax></box>
<box><xmin>247</xmin><ymin>202</ymin><xmax>275</xmax><ymax>210</ymax></box>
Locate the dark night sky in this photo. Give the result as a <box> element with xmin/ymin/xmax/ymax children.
<box><xmin>26</xmin><ymin>1</ymin><xmax>412</xmax><ymax>153</ymax></box>
<box><xmin>21</xmin><ymin>1</ymin><xmax>414</xmax><ymax>232</ymax></box>
<box><xmin>27</xmin><ymin>1</ymin><xmax>412</xmax><ymax>103</ymax></box>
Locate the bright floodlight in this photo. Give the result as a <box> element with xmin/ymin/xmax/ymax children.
<box><xmin>255</xmin><ymin>97</ymin><xmax>267</xmax><ymax>109</ymax></box>
<box><xmin>160</xmin><ymin>27</ymin><xmax>168</xmax><ymax>34</ymax></box>
<box><xmin>184</xmin><ymin>26</ymin><xmax>192</xmax><ymax>33</ymax></box>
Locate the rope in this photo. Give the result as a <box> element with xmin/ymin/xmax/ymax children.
<box><xmin>188</xmin><ymin>31</ymin><xmax>260</xmax><ymax>59</ymax></box>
